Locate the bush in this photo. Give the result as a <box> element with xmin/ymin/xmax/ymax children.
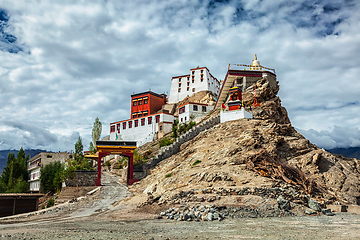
<box><xmin>104</xmin><ymin>161</ymin><xmax>111</xmax><ymax>167</ymax></box>
<box><xmin>159</xmin><ymin>137</ymin><xmax>174</xmax><ymax>147</ymax></box>
<box><xmin>165</xmin><ymin>173</ymin><xmax>172</xmax><ymax>178</ymax></box>
<box><xmin>193</xmin><ymin>160</ymin><xmax>201</xmax><ymax>166</ymax></box>
<box><xmin>40</xmin><ymin>161</ymin><xmax>64</xmax><ymax>193</ymax></box>
<box><xmin>47</xmin><ymin>198</ymin><xmax>55</xmax><ymax>208</ymax></box>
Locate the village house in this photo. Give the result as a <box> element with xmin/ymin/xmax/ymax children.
<box><xmin>28</xmin><ymin>152</ymin><xmax>72</xmax><ymax>192</ymax></box>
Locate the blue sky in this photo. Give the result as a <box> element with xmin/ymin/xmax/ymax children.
<box><xmin>0</xmin><ymin>0</ymin><xmax>359</xmax><ymax>151</ymax></box>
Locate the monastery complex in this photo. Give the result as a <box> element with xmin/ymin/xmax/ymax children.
<box><xmin>109</xmin><ymin>55</ymin><xmax>277</xmax><ymax>146</ymax></box>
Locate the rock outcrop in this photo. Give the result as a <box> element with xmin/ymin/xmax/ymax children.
<box><xmin>131</xmin><ymin>78</ymin><xmax>360</xmax><ymax>214</ymax></box>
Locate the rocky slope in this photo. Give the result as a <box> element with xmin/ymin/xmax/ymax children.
<box><xmin>131</xmin><ymin>78</ymin><xmax>360</xmax><ymax>216</ymax></box>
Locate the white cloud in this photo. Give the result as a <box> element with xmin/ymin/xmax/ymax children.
<box><xmin>0</xmin><ymin>0</ymin><xmax>359</xmax><ymax>151</ymax></box>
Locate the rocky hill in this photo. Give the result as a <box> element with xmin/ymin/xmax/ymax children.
<box><xmin>129</xmin><ymin>78</ymin><xmax>360</xmax><ymax>219</ymax></box>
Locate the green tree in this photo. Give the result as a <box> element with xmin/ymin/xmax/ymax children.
<box><xmin>89</xmin><ymin>141</ymin><xmax>95</xmax><ymax>154</ymax></box>
<box><xmin>91</xmin><ymin>117</ymin><xmax>102</xmax><ymax>146</ymax></box>
<box><xmin>75</xmin><ymin>136</ymin><xmax>84</xmax><ymax>162</ymax></box>
<box><xmin>40</xmin><ymin>161</ymin><xmax>64</xmax><ymax>193</ymax></box>
<box><xmin>0</xmin><ymin>148</ymin><xmax>29</xmax><ymax>193</ymax></box>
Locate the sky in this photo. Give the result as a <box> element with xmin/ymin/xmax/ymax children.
<box><xmin>0</xmin><ymin>0</ymin><xmax>359</xmax><ymax>152</ymax></box>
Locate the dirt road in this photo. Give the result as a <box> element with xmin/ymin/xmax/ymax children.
<box><xmin>1</xmin><ymin>173</ymin><xmax>360</xmax><ymax>239</ymax></box>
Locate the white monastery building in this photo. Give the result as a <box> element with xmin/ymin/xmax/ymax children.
<box><xmin>168</xmin><ymin>67</ymin><xmax>220</xmax><ymax>104</ymax></box>
<box><xmin>178</xmin><ymin>102</ymin><xmax>214</xmax><ymax>123</ymax></box>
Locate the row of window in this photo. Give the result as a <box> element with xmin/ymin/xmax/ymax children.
<box><xmin>132</xmin><ymin>111</ymin><xmax>148</xmax><ymax>118</ymax></box>
<box><xmin>179</xmin><ymin>87</ymin><xmax>196</xmax><ymax>92</ymax></box>
<box><xmin>179</xmin><ymin>105</ymin><xmax>207</xmax><ymax>114</ymax></box>
<box><xmin>111</xmin><ymin>115</ymin><xmax>161</xmax><ymax>133</ymax></box>
<box><xmin>30</xmin><ymin>171</ymin><xmax>40</xmax><ymax>180</ymax></box>
<box><xmin>133</xmin><ymin>98</ymin><xmax>148</xmax><ymax>106</ymax></box>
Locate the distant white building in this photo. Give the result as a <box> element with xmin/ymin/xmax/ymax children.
<box><xmin>178</xmin><ymin>102</ymin><xmax>214</xmax><ymax>123</ymax></box>
<box><xmin>28</xmin><ymin>152</ymin><xmax>71</xmax><ymax>192</ymax></box>
<box><xmin>168</xmin><ymin>67</ymin><xmax>220</xmax><ymax>104</ymax></box>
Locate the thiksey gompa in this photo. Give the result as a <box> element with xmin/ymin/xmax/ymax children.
<box><xmin>109</xmin><ymin>56</ymin><xmax>268</xmax><ymax>146</ymax></box>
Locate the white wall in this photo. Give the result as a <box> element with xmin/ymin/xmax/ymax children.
<box><xmin>110</xmin><ymin>113</ymin><xmax>174</xmax><ymax>146</ymax></box>
<box><xmin>220</xmin><ymin>108</ymin><xmax>253</xmax><ymax>123</ymax></box>
<box><xmin>168</xmin><ymin>68</ymin><xmax>220</xmax><ymax>103</ymax></box>
<box><xmin>29</xmin><ymin>168</ymin><xmax>40</xmax><ymax>191</ymax></box>
<box><xmin>179</xmin><ymin>103</ymin><xmax>214</xmax><ymax>123</ymax></box>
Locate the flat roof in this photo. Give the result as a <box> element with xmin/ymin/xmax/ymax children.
<box><xmin>131</xmin><ymin>91</ymin><xmax>166</xmax><ymax>99</ymax></box>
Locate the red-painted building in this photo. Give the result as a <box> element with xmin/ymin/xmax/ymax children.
<box><xmin>131</xmin><ymin>91</ymin><xmax>167</xmax><ymax>119</ymax></box>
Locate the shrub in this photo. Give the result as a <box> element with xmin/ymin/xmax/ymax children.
<box><xmin>165</xmin><ymin>173</ymin><xmax>172</xmax><ymax>178</ymax></box>
<box><xmin>193</xmin><ymin>160</ymin><xmax>201</xmax><ymax>166</ymax></box>
<box><xmin>47</xmin><ymin>198</ymin><xmax>55</xmax><ymax>208</ymax></box>
<box><xmin>159</xmin><ymin>137</ymin><xmax>174</xmax><ymax>147</ymax></box>
<box><xmin>104</xmin><ymin>161</ymin><xmax>111</xmax><ymax>167</ymax></box>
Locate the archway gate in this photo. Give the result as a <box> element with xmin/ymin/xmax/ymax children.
<box><xmin>95</xmin><ymin>140</ymin><xmax>137</xmax><ymax>186</ymax></box>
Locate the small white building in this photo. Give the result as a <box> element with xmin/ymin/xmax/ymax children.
<box><xmin>28</xmin><ymin>152</ymin><xmax>71</xmax><ymax>192</ymax></box>
<box><xmin>110</xmin><ymin>112</ymin><xmax>175</xmax><ymax>146</ymax></box>
<box><xmin>168</xmin><ymin>67</ymin><xmax>220</xmax><ymax>104</ymax></box>
<box><xmin>220</xmin><ymin>108</ymin><xmax>253</xmax><ymax>123</ymax></box>
<box><xmin>178</xmin><ymin>102</ymin><xmax>214</xmax><ymax>123</ymax></box>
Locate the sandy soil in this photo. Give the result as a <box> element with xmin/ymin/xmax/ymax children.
<box><xmin>0</xmin><ymin>173</ymin><xmax>359</xmax><ymax>239</ymax></box>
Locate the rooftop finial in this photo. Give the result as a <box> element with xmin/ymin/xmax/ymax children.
<box><xmin>255</xmin><ymin>54</ymin><xmax>257</xmax><ymax>60</ymax></box>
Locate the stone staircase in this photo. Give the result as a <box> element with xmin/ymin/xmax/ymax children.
<box><xmin>143</xmin><ymin>115</ymin><xmax>220</xmax><ymax>170</ymax></box>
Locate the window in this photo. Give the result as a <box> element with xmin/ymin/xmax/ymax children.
<box><xmin>143</xmin><ymin>112</ymin><xmax>148</xmax><ymax>116</ymax></box>
<box><xmin>181</xmin><ymin>118</ymin><xmax>183</xmax><ymax>122</ymax></box>
<box><xmin>187</xmin><ymin>87</ymin><xmax>189</xmax><ymax>91</ymax></box>
<box><xmin>192</xmin><ymin>79</ymin><xmax>194</xmax><ymax>83</ymax></box>
<box><xmin>202</xmin><ymin>106</ymin><xmax>206</xmax><ymax>112</ymax></box>
<box><xmin>133</xmin><ymin>101</ymin><xmax>137</xmax><ymax>106</ymax></box>
<box><xmin>192</xmin><ymin>71</ymin><xmax>195</xmax><ymax>75</ymax></box>
<box><xmin>122</xmin><ymin>122</ymin><xmax>126</xmax><ymax>129</ymax></box>
<box><xmin>179</xmin><ymin>106</ymin><xmax>185</xmax><ymax>114</ymax></box>
<box><xmin>138</xmin><ymin>100</ymin><xmax>142</xmax><ymax>105</ymax></box>
<box><xmin>110</xmin><ymin>125</ymin><xmax>115</xmax><ymax>132</ymax></box>
<box><xmin>187</xmin><ymin>82</ymin><xmax>189</xmax><ymax>86</ymax></box>
<box><xmin>201</xmin><ymin>74</ymin><xmax>203</xmax><ymax>78</ymax></box>
<box><xmin>179</xmin><ymin>78</ymin><xmax>181</xmax><ymax>82</ymax></box>
<box><xmin>185</xmin><ymin>116</ymin><xmax>187</xmax><ymax>121</ymax></box>
<box><xmin>192</xmin><ymin>88</ymin><xmax>195</xmax><ymax>92</ymax></box>
<box><xmin>117</xmin><ymin>123</ymin><xmax>120</xmax><ymax>133</ymax></box>
<box><xmin>193</xmin><ymin>105</ymin><xmax>198</xmax><ymax>111</ymax></box>
<box><xmin>179</xmin><ymin>83</ymin><xmax>181</xmax><ymax>87</ymax></box>
<box><xmin>141</xmin><ymin>118</ymin><xmax>145</xmax><ymax>126</ymax></box>
<box><xmin>148</xmin><ymin>116</ymin><xmax>152</xmax><ymax>124</ymax></box>
<box><xmin>135</xmin><ymin>120</ymin><xmax>138</xmax><ymax>127</ymax></box>
<box><xmin>201</xmin><ymin>78</ymin><xmax>203</xmax><ymax>82</ymax></box>
<box><xmin>155</xmin><ymin>115</ymin><xmax>160</xmax><ymax>123</ymax></box>
<box><xmin>159</xmin><ymin>126</ymin><xmax>162</xmax><ymax>131</ymax></box>
<box><xmin>144</xmin><ymin>99</ymin><xmax>148</xmax><ymax>104</ymax></box>
<box><xmin>129</xmin><ymin>121</ymin><xmax>132</xmax><ymax>128</ymax></box>
<box><xmin>201</xmin><ymin>69</ymin><xmax>203</xmax><ymax>73</ymax></box>
<box><xmin>187</xmin><ymin>76</ymin><xmax>190</xmax><ymax>80</ymax></box>
<box><xmin>178</xmin><ymin>88</ymin><xmax>181</xmax><ymax>92</ymax></box>
<box><xmin>138</xmin><ymin>113</ymin><xmax>142</xmax><ymax>117</ymax></box>
<box><xmin>192</xmin><ymin>75</ymin><xmax>194</xmax><ymax>79</ymax></box>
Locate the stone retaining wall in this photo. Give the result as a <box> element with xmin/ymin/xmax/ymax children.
<box><xmin>65</xmin><ymin>170</ymin><xmax>98</xmax><ymax>187</ymax></box>
<box><xmin>143</xmin><ymin>115</ymin><xmax>220</xmax><ymax>171</ymax></box>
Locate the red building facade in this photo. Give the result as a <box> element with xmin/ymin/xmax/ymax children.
<box><xmin>131</xmin><ymin>91</ymin><xmax>167</xmax><ymax>119</ymax></box>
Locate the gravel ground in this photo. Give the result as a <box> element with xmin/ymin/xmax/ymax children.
<box><xmin>1</xmin><ymin>213</ymin><xmax>360</xmax><ymax>239</ymax></box>
<box><xmin>1</xmin><ymin>173</ymin><xmax>359</xmax><ymax>239</ymax></box>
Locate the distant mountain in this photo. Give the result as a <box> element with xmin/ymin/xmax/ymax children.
<box><xmin>326</xmin><ymin>147</ymin><xmax>360</xmax><ymax>160</ymax></box>
<box><xmin>0</xmin><ymin>149</ymin><xmax>48</xmax><ymax>174</ymax></box>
